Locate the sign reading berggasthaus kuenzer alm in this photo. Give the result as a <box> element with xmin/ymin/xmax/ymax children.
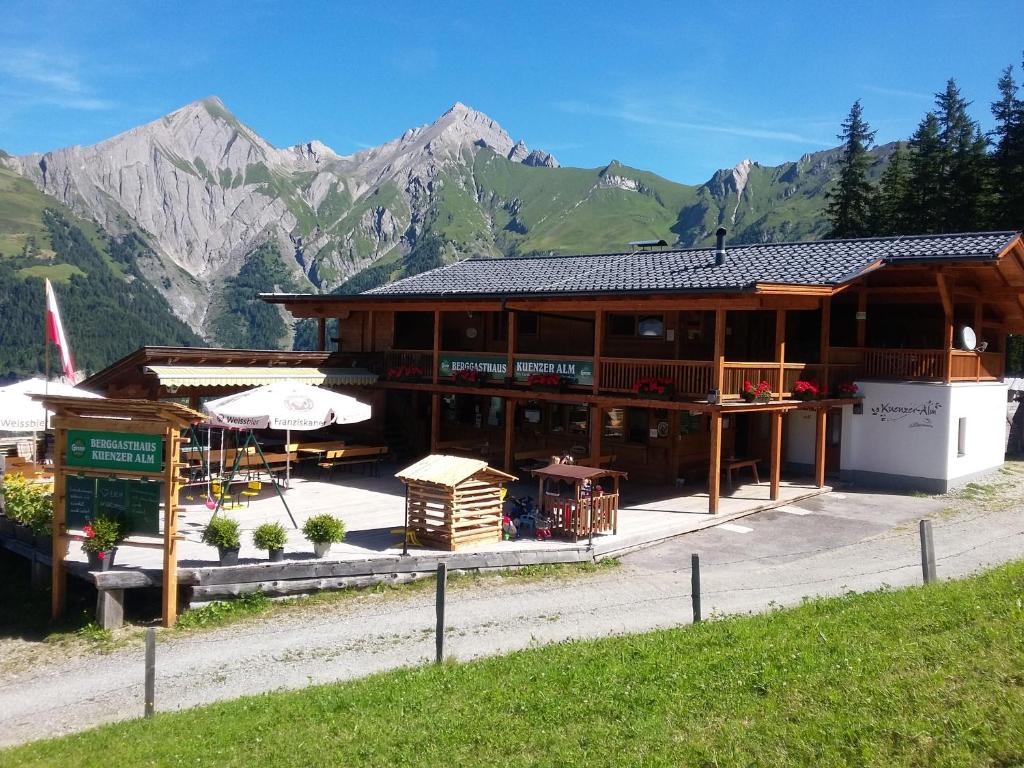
<box><xmin>66</xmin><ymin>430</ymin><xmax>164</xmax><ymax>472</ymax></box>
<box><xmin>438</xmin><ymin>355</ymin><xmax>594</xmax><ymax>386</ymax></box>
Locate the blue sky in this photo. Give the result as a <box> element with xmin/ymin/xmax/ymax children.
<box><xmin>1</xmin><ymin>1</ymin><xmax>1022</xmax><ymax>184</ymax></box>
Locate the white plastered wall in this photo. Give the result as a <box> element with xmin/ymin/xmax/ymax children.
<box><xmin>841</xmin><ymin>380</ymin><xmax>1006</xmax><ymax>491</ymax></box>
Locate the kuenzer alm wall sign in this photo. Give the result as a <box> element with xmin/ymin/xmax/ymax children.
<box><xmin>66</xmin><ymin>429</ymin><xmax>164</xmax><ymax>472</ymax></box>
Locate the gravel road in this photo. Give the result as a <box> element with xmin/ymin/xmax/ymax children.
<box><xmin>1</xmin><ymin>483</ymin><xmax>1021</xmax><ymax>748</ymax></box>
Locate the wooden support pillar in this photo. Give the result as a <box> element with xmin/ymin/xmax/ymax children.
<box><xmin>162</xmin><ymin>428</ymin><xmax>180</xmax><ymax>627</ymax></box>
<box><xmin>669</xmin><ymin>409</ymin><xmax>680</xmax><ymax>484</ymax></box>
<box><xmin>430</xmin><ymin>393</ymin><xmax>440</xmax><ymax>453</ymax></box>
<box><xmin>713</xmin><ymin>309</ymin><xmax>726</xmax><ymax>395</ymax></box>
<box><xmin>709</xmin><ymin>411</ymin><xmax>723</xmax><ymax>514</ymax></box>
<box><xmin>503</xmin><ymin>398</ymin><xmax>515</xmax><ymax>473</ymax></box>
<box><xmin>367</xmin><ymin>310</ymin><xmax>376</xmax><ymax>353</ymax></box>
<box><xmin>589</xmin><ymin>405</ymin><xmax>602</xmax><ymax>463</ymax></box>
<box><xmin>974</xmin><ymin>301</ymin><xmax>983</xmax><ymax>381</ymax></box>
<box><xmin>936</xmin><ymin>272</ymin><xmax>954</xmax><ymax>383</ymax></box>
<box><xmin>51</xmin><ymin>425</ymin><xmax>67</xmax><ymax>620</ymax></box>
<box><xmin>856</xmin><ymin>289</ymin><xmax>867</xmax><ymax>348</ymax></box>
<box><xmin>506</xmin><ymin>310</ymin><xmax>517</xmax><ymax>385</ymax></box>
<box><xmin>775</xmin><ymin>309</ymin><xmax>786</xmax><ymax>400</ymax></box>
<box><xmin>814</xmin><ymin>407</ymin><xmax>827</xmax><ymax>489</ymax></box>
<box><xmin>317</xmin><ymin>317</ymin><xmax>326</xmax><ymax>351</ymax></box>
<box><xmin>432</xmin><ymin>310</ymin><xmax>441</xmax><ymax>384</ymax></box>
<box><xmin>820</xmin><ymin>297</ymin><xmax>831</xmax><ymax>392</ymax></box>
<box><xmin>769</xmin><ymin>410</ymin><xmax>783</xmax><ymax>500</ymax></box>
<box><xmin>592</xmin><ymin>310</ymin><xmax>604</xmax><ymax>393</ymax></box>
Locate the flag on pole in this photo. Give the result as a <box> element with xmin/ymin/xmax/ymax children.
<box><xmin>44</xmin><ymin>278</ymin><xmax>75</xmax><ymax>381</ymax></box>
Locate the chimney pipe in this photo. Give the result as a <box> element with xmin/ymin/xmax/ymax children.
<box><xmin>714</xmin><ymin>227</ymin><xmax>727</xmax><ymax>266</ymax></box>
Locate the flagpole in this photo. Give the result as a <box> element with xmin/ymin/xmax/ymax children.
<box><xmin>43</xmin><ymin>280</ymin><xmax>49</xmax><ymax>395</ymax></box>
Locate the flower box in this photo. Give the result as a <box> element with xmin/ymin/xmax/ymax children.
<box><xmin>739</xmin><ymin>380</ymin><xmax>773</xmax><ymax>403</ymax></box>
<box><xmin>453</xmin><ymin>369</ymin><xmax>490</xmax><ymax>387</ymax></box>
<box><xmin>386</xmin><ymin>365</ymin><xmax>426</xmax><ymax>384</ymax></box>
<box><xmin>527</xmin><ymin>373</ymin><xmax>567</xmax><ymax>392</ymax></box>
<box><xmin>632</xmin><ymin>377</ymin><xmax>675</xmax><ymax>400</ymax></box>
<box><xmin>792</xmin><ymin>380</ymin><xmax>820</xmax><ymax>402</ymax></box>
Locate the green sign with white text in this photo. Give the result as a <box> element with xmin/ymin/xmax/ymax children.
<box><xmin>66</xmin><ymin>430</ymin><xmax>164</xmax><ymax>472</ymax></box>
<box><xmin>438</xmin><ymin>355</ymin><xmax>594</xmax><ymax>386</ymax></box>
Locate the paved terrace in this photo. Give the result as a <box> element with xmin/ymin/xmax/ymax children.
<box><xmin>63</xmin><ymin>466</ymin><xmax>828</xmax><ymax>574</ymax></box>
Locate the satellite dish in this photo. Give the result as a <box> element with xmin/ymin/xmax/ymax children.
<box><xmin>959</xmin><ymin>326</ymin><xmax>977</xmax><ymax>351</ymax></box>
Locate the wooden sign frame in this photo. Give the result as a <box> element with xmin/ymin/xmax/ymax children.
<box><xmin>36</xmin><ymin>396</ymin><xmax>202</xmax><ymax>628</ymax></box>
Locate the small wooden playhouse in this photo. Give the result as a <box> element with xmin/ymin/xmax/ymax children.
<box><xmin>396</xmin><ymin>454</ymin><xmax>516</xmax><ymax>550</ymax></box>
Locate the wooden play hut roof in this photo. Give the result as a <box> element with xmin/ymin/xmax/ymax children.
<box><xmin>396</xmin><ymin>455</ymin><xmax>516</xmax><ymax>551</ymax></box>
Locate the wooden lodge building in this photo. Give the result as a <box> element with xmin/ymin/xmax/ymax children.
<box><xmin>87</xmin><ymin>230</ymin><xmax>1024</xmax><ymax>512</ymax></box>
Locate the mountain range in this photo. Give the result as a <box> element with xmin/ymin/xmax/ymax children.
<box><xmin>0</xmin><ymin>97</ymin><xmax>895</xmax><ymax>376</ymax></box>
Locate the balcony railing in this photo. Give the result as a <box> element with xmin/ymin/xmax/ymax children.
<box><xmin>600</xmin><ymin>358</ymin><xmax>713</xmax><ymax>396</ymax></box>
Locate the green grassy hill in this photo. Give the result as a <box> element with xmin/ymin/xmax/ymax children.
<box><xmin>0</xmin><ymin>166</ymin><xmax>202</xmax><ymax>380</ymax></box>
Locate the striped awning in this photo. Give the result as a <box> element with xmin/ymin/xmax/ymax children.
<box><xmin>145</xmin><ymin>365</ymin><xmax>378</xmax><ymax>388</ymax></box>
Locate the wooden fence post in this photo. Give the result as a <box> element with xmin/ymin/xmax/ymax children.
<box><xmin>435</xmin><ymin>562</ymin><xmax>447</xmax><ymax>663</ymax></box>
<box><xmin>691</xmin><ymin>553</ymin><xmax>702</xmax><ymax>623</ymax></box>
<box><xmin>144</xmin><ymin>627</ymin><xmax>156</xmax><ymax>718</ymax></box>
<box><xmin>919</xmin><ymin>520</ymin><xmax>937</xmax><ymax>584</ymax></box>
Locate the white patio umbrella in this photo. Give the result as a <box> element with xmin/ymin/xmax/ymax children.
<box><xmin>0</xmin><ymin>377</ymin><xmax>102</xmax><ymax>432</ymax></box>
<box><xmin>203</xmin><ymin>382</ymin><xmax>371</xmax><ymax>485</ymax></box>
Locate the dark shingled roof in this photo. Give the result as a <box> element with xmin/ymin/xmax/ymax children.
<box><xmin>365</xmin><ymin>231</ymin><xmax>1019</xmax><ymax>298</ymax></box>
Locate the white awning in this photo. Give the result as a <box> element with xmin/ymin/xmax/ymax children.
<box><xmin>145</xmin><ymin>365</ymin><xmax>378</xmax><ymax>388</ymax></box>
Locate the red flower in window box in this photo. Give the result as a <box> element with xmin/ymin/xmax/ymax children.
<box><xmin>386</xmin><ymin>365</ymin><xmax>425</xmax><ymax>383</ymax></box>
<box><xmin>837</xmin><ymin>382</ymin><xmax>861</xmax><ymax>398</ymax></box>
<box><xmin>527</xmin><ymin>373</ymin><xmax>565</xmax><ymax>392</ymax></box>
<box><xmin>791</xmin><ymin>380</ymin><xmax>819</xmax><ymax>401</ymax></box>
<box><xmin>740</xmin><ymin>379</ymin><xmax>773</xmax><ymax>403</ymax></box>
<box><xmin>453</xmin><ymin>368</ymin><xmax>489</xmax><ymax>387</ymax></box>
<box><xmin>632</xmin><ymin>377</ymin><xmax>675</xmax><ymax>399</ymax></box>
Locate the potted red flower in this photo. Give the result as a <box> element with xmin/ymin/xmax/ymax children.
<box><xmin>739</xmin><ymin>379</ymin><xmax>773</xmax><ymax>403</ymax></box>
<box><xmin>633</xmin><ymin>377</ymin><xmax>675</xmax><ymax>400</ymax></box>
<box><xmin>82</xmin><ymin>515</ymin><xmax>125</xmax><ymax>571</ymax></box>
<box><xmin>453</xmin><ymin>368</ymin><xmax>489</xmax><ymax>387</ymax></box>
<box><xmin>791</xmin><ymin>380</ymin><xmax>819</xmax><ymax>402</ymax></box>
<box><xmin>527</xmin><ymin>373</ymin><xmax>565</xmax><ymax>392</ymax></box>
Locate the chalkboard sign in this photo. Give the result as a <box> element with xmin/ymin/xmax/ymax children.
<box><xmin>66</xmin><ymin>475</ymin><xmax>96</xmax><ymax>529</ymax></box>
<box><xmin>64</xmin><ymin>476</ymin><xmax>161</xmax><ymax>535</ymax></box>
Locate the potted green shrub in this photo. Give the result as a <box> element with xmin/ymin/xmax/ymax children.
<box><xmin>30</xmin><ymin>496</ymin><xmax>54</xmax><ymax>552</ymax></box>
<box><xmin>253</xmin><ymin>522</ymin><xmax>288</xmax><ymax>562</ymax></box>
<box><xmin>82</xmin><ymin>515</ymin><xmax>125</xmax><ymax>570</ymax></box>
<box><xmin>202</xmin><ymin>515</ymin><xmax>242</xmax><ymax>566</ymax></box>
<box><xmin>1</xmin><ymin>475</ymin><xmax>50</xmax><ymax>543</ymax></box>
<box><xmin>302</xmin><ymin>513</ymin><xmax>346</xmax><ymax>557</ymax></box>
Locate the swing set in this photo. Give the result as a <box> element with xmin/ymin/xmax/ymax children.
<box><xmin>181</xmin><ymin>424</ymin><xmax>297</xmax><ymax>529</ymax></box>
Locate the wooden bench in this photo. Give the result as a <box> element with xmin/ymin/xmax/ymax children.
<box><xmin>319</xmin><ymin>446</ymin><xmax>388</xmax><ymax>477</ymax></box>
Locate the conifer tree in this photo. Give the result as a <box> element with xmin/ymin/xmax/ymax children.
<box><xmin>826</xmin><ymin>100</ymin><xmax>877</xmax><ymax>238</ymax></box>
<box><xmin>870</xmin><ymin>144</ymin><xmax>910</xmax><ymax>235</ymax></box>
<box><xmin>904</xmin><ymin>113</ymin><xmax>945</xmax><ymax>233</ymax></box>
<box><xmin>934</xmin><ymin>79</ymin><xmax>991</xmax><ymax>231</ymax></box>
<box><xmin>990</xmin><ymin>62</ymin><xmax>1024</xmax><ymax>229</ymax></box>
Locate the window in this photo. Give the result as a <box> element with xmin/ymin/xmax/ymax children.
<box><xmin>609</xmin><ymin>313</ymin><xmax>664</xmax><ymax>338</ymax></box>
<box><xmin>609</xmin><ymin>314</ymin><xmax>636</xmax><ymax>336</ymax></box>
<box><xmin>638</xmin><ymin>315</ymin><xmax>665</xmax><ymax>337</ymax></box>
<box><xmin>957</xmin><ymin>417</ymin><xmax>967</xmax><ymax>456</ymax></box>
<box><xmin>518</xmin><ymin>312</ymin><xmax>539</xmax><ymax>336</ymax></box>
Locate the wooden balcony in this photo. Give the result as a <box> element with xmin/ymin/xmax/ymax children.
<box><xmin>601</xmin><ymin>358</ymin><xmax>713</xmax><ymax>396</ymax></box>
<box><xmin>372</xmin><ymin>345</ymin><xmax>1005</xmax><ymax>399</ymax></box>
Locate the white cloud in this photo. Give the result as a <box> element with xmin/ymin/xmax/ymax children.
<box><xmin>556</xmin><ymin>99</ymin><xmax>832</xmax><ymax>147</ymax></box>
<box><xmin>0</xmin><ymin>47</ymin><xmax>115</xmax><ymax>111</ymax></box>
